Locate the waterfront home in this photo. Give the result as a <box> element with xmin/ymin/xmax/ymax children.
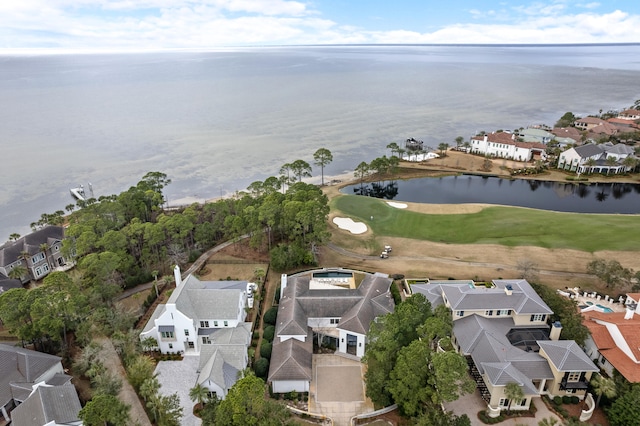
<box><xmin>551</xmin><ymin>127</ymin><xmax>582</xmax><ymax>146</ymax></box>
<box><xmin>268</xmin><ymin>269</ymin><xmax>394</xmax><ymax>393</ymax></box>
<box><xmin>557</xmin><ymin>142</ymin><xmax>635</xmax><ymax>174</ymax></box>
<box><xmin>582</xmin><ymin>295</ymin><xmax>640</xmax><ymax>383</ymax></box>
<box><xmin>574</xmin><ymin>116</ymin><xmax>607</xmax><ymax>131</ymax></box>
<box><xmin>0</xmin><ymin>344</ymin><xmax>81</xmax><ymax>425</ymax></box>
<box><xmin>469</xmin><ymin>132</ymin><xmax>547</xmax><ymax>162</ymax></box>
<box><xmin>139</xmin><ymin>267</ymin><xmax>253</xmax><ymax>399</ymax></box>
<box><xmin>410</xmin><ymin>279</ymin><xmax>597</xmax><ymax>415</ymax></box>
<box><xmin>0</xmin><ymin>226</ymin><xmax>67</xmax><ymax>283</ymax></box>
<box><xmin>517</xmin><ymin>128</ymin><xmax>554</xmax><ymax>144</ymax></box>
<box><xmin>617</xmin><ymin>109</ymin><xmax>640</xmax><ymax>121</ymax></box>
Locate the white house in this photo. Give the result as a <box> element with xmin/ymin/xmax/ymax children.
<box><xmin>268</xmin><ymin>269</ymin><xmax>395</xmax><ymax>393</ymax></box>
<box><xmin>140</xmin><ymin>267</ymin><xmax>254</xmax><ymax>399</ymax></box>
<box><xmin>469</xmin><ymin>132</ymin><xmax>547</xmax><ymax>162</ymax></box>
<box><xmin>558</xmin><ymin>142</ymin><xmax>636</xmax><ymax>174</ymax></box>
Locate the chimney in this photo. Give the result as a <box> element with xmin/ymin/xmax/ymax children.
<box><xmin>624</xmin><ymin>306</ymin><xmax>635</xmax><ymax>320</ymax></box>
<box><xmin>174</xmin><ymin>265</ymin><xmax>182</xmax><ymax>287</ymax></box>
<box><xmin>550</xmin><ymin>321</ymin><xmax>562</xmax><ymax>340</ymax></box>
<box><xmin>504</xmin><ymin>284</ymin><xmax>513</xmax><ymax>296</ymax></box>
<box><xmin>281</xmin><ymin>274</ymin><xmax>288</xmax><ymax>293</ymax></box>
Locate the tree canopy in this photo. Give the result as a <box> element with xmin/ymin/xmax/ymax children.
<box><xmin>363</xmin><ymin>294</ymin><xmax>473</xmax><ymax>418</ymax></box>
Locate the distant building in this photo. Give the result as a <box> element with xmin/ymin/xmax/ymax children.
<box><xmin>558</xmin><ymin>142</ymin><xmax>636</xmax><ymax>174</ymax></box>
<box><xmin>469</xmin><ymin>132</ymin><xmax>546</xmax><ymax>162</ymax></box>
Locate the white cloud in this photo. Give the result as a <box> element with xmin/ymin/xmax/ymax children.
<box><xmin>0</xmin><ymin>0</ymin><xmax>639</xmax><ymax>52</ymax></box>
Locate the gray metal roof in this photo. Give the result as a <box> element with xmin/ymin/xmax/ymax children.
<box><xmin>268</xmin><ymin>328</ymin><xmax>314</xmax><ymax>382</ymax></box>
<box><xmin>276</xmin><ymin>273</ymin><xmax>394</xmax><ymax>338</ymax></box>
<box><xmin>454</xmin><ymin>315</ymin><xmax>554</xmax><ymax>386</ymax></box>
<box><xmin>538</xmin><ymin>340</ymin><xmax>599</xmax><ymax>372</ymax></box>
<box><xmin>574</xmin><ymin>143</ymin><xmax>605</xmax><ymax>159</ymax></box>
<box><xmin>0</xmin><ymin>226</ymin><xmax>64</xmax><ymax>266</ymax></box>
<box><xmin>441</xmin><ymin>280</ymin><xmax>552</xmax><ymax>315</ymax></box>
<box><xmin>167</xmin><ymin>275</ymin><xmax>245</xmax><ymax>320</ymax></box>
<box><xmin>0</xmin><ymin>344</ymin><xmax>62</xmax><ymax>407</ymax></box>
<box><xmin>482</xmin><ymin>362</ymin><xmax>541</xmax><ymax>395</ymax></box>
<box><xmin>10</xmin><ymin>382</ymin><xmax>82</xmax><ymax>426</ymax></box>
<box><xmin>197</xmin><ymin>323</ymin><xmax>252</xmax><ymax>392</ymax></box>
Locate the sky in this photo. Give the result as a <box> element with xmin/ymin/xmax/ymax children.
<box><xmin>0</xmin><ymin>0</ymin><xmax>639</xmax><ymax>52</ymax></box>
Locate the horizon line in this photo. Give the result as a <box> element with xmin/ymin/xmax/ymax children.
<box><xmin>1</xmin><ymin>42</ymin><xmax>639</xmax><ymax>56</ymax></box>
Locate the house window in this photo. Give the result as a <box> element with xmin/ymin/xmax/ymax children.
<box><xmin>223</xmin><ymin>321</ymin><xmax>228</xmax><ymax>327</ymax></box>
<box><xmin>188</xmin><ymin>342</ymin><xmax>195</xmax><ymax>349</ymax></box>
<box><xmin>567</xmin><ymin>372</ymin><xmax>581</xmax><ymax>382</ymax></box>
<box><xmin>530</xmin><ymin>314</ymin><xmax>545</xmax><ymax>322</ymax></box>
<box><xmin>184</xmin><ymin>329</ymin><xmax>189</xmax><ymax>336</ymax></box>
<box><xmin>200</xmin><ymin>321</ymin><xmax>209</xmax><ymax>328</ymax></box>
<box><xmin>31</xmin><ymin>252</ymin><xmax>45</xmax><ymax>264</ymax></box>
<box><xmin>499</xmin><ymin>398</ymin><xmax>510</xmax><ymax>408</ymax></box>
<box><xmin>168</xmin><ymin>343</ymin><xmax>173</xmax><ymax>349</ymax></box>
<box><xmin>330</xmin><ymin>318</ymin><xmax>340</xmax><ymax>325</ymax></box>
<box><xmin>161</xmin><ymin>331</ymin><xmax>174</xmax><ymax>339</ymax></box>
<box><xmin>207</xmin><ymin>391</ymin><xmax>218</xmax><ymax>400</ymax></box>
<box><xmin>485</xmin><ymin>310</ymin><xmax>493</xmax><ymax>316</ymax></box>
<box><xmin>566</xmin><ymin>389</ymin><xmax>576</xmax><ymax>394</ymax></box>
<box><xmin>214</xmin><ymin>321</ymin><xmax>219</xmax><ymax>327</ymax></box>
<box><xmin>456</xmin><ymin>311</ymin><xmax>464</xmax><ymax>317</ymax></box>
<box><xmin>497</xmin><ymin>309</ymin><xmax>511</xmax><ymax>316</ymax></box>
<box><xmin>202</xmin><ymin>337</ymin><xmax>211</xmax><ymax>344</ymax></box>
<box><xmin>517</xmin><ymin>398</ymin><xmax>527</xmax><ymax>407</ymax></box>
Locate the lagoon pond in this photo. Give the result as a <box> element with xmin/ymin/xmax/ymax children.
<box><xmin>341</xmin><ymin>175</ymin><xmax>640</xmax><ymax>214</ymax></box>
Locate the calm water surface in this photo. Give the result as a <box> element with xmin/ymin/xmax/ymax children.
<box><xmin>2</xmin><ymin>45</ymin><xmax>640</xmax><ymax>239</ymax></box>
<box><xmin>342</xmin><ymin>176</ymin><xmax>640</xmax><ymax>214</ymax></box>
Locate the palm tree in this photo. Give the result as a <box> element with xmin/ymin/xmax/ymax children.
<box><xmin>189</xmin><ymin>383</ymin><xmax>210</xmax><ymax>409</ymax></box>
<box><xmin>438</xmin><ymin>142</ymin><xmax>450</xmax><ymax>157</ymax></box>
<box><xmin>140</xmin><ymin>377</ymin><xmax>160</xmax><ymax>402</ymax></box>
<box><xmin>623</xmin><ymin>155</ymin><xmax>638</xmax><ymax>172</ymax></box>
<box><xmin>585</xmin><ymin>158</ymin><xmax>596</xmax><ymax>174</ymax></box>
<box><xmin>8</xmin><ymin>265</ymin><xmax>28</xmax><ymax>282</ymax></box>
<box><xmin>455</xmin><ymin>136</ymin><xmax>464</xmax><ymax>149</ymax></box>
<box><xmin>9</xmin><ymin>233</ymin><xmax>20</xmax><ymax>241</ymax></box>
<box><xmin>605</xmin><ymin>156</ymin><xmax>618</xmax><ymax>174</ymax></box>
<box><xmin>538</xmin><ymin>417</ymin><xmax>558</xmax><ymax>426</ymax></box>
<box><xmin>313</xmin><ymin>148</ymin><xmax>333</xmax><ymax>186</ymax></box>
<box><xmin>504</xmin><ymin>382</ymin><xmax>524</xmax><ymax>412</ymax></box>
<box><xmin>151</xmin><ymin>270</ymin><xmax>159</xmax><ymax>297</ymax></box>
<box><xmin>591</xmin><ymin>374</ymin><xmax>616</xmax><ymax>407</ymax></box>
<box><xmin>40</xmin><ymin>243</ymin><xmax>52</xmax><ymax>271</ymax></box>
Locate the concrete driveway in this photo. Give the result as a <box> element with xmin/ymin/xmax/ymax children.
<box><xmin>155</xmin><ymin>354</ymin><xmax>202</xmax><ymax>426</ymax></box>
<box><xmin>444</xmin><ymin>390</ymin><xmax>562</xmax><ymax>426</ymax></box>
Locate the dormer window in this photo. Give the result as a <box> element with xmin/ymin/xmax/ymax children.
<box><xmin>200</xmin><ymin>321</ymin><xmax>209</xmax><ymax>328</ymax></box>
<box><xmin>530</xmin><ymin>314</ymin><xmax>546</xmax><ymax>322</ymax></box>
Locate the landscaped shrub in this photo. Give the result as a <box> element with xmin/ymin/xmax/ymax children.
<box><xmin>553</xmin><ymin>396</ymin><xmax>563</xmax><ymax>405</ymax></box>
<box><xmin>260</xmin><ymin>341</ymin><xmax>272</xmax><ymax>359</ymax></box>
<box><xmin>275</xmin><ymin>287</ymin><xmax>281</xmax><ymax>303</ymax></box>
<box><xmin>562</xmin><ymin>395</ymin><xmax>572</xmax><ymax>404</ymax></box>
<box><xmin>390</xmin><ymin>282</ymin><xmax>401</xmax><ymax>305</ymax></box>
<box><xmin>254</xmin><ymin>358</ymin><xmax>269</xmax><ymax>379</ymax></box>
<box><xmin>477</xmin><ymin>411</ymin><xmax>504</xmax><ymax>424</ymax></box>
<box><xmin>253</xmin><ymin>331</ymin><xmax>260</xmax><ymax>339</ymax></box>
<box><xmin>262</xmin><ymin>325</ymin><xmax>275</xmax><ymax>342</ymax></box>
<box><xmin>263</xmin><ymin>307</ymin><xmax>278</xmax><ymax>325</ymax></box>
<box><xmin>570</xmin><ymin>396</ymin><xmax>580</xmax><ymax>404</ymax></box>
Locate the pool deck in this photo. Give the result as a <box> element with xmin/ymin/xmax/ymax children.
<box><xmin>558</xmin><ymin>287</ymin><xmax>626</xmax><ymax>313</ymax></box>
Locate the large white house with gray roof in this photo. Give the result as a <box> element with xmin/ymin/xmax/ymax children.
<box><xmin>411</xmin><ymin>279</ymin><xmax>597</xmax><ymax>415</ymax></box>
<box><xmin>268</xmin><ymin>269</ymin><xmax>395</xmax><ymax>393</ymax></box>
<box><xmin>140</xmin><ymin>267</ymin><xmax>253</xmax><ymax>399</ymax></box>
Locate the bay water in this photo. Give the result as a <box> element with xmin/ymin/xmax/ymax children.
<box><xmin>1</xmin><ymin>44</ymin><xmax>639</xmax><ymax>240</ymax></box>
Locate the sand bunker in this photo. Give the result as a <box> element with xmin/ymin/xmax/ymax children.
<box><xmin>332</xmin><ymin>217</ymin><xmax>367</xmax><ymax>234</ymax></box>
<box><xmin>387</xmin><ymin>201</ymin><xmax>408</xmax><ymax>209</ymax></box>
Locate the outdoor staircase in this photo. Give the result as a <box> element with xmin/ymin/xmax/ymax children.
<box><xmin>467</xmin><ymin>356</ymin><xmax>491</xmax><ymax>403</ymax></box>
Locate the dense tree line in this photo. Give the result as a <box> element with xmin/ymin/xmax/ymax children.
<box><xmin>363</xmin><ymin>294</ymin><xmax>473</xmax><ymax>423</ymax></box>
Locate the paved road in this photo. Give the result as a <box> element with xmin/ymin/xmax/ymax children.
<box><xmin>117</xmin><ymin>234</ymin><xmax>250</xmax><ymax>301</ymax></box>
<box><xmin>325</xmin><ymin>243</ymin><xmax>593</xmax><ymax>279</ymax></box>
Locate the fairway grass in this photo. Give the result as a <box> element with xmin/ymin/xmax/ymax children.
<box><xmin>332</xmin><ymin>195</ymin><xmax>640</xmax><ymax>252</ymax></box>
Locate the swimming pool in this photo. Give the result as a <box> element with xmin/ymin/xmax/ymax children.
<box><xmin>596</xmin><ymin>304</ymin><xmax>614</xmax><ymax>313</ymax></box>
<box><xmin>313</xmin><ymin>271</ymin><xmax>353</xmax><ymax>278</ymax></box>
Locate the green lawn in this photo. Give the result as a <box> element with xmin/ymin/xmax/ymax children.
<box><xmin>332</xmin><ymin>195</ymin><xmax>640</xmax><ymax>252</ymax></box>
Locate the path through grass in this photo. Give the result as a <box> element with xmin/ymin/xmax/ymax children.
<box><xmin>332</xmin><ymin>195</ymin><xmax>640</xmax><ymax>252</ymax></box>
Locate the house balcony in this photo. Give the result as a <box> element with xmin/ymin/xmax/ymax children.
<box><xmin>560</xmin><ymin>379</ymin><xmax>589</xmax><ymax>391</ymax></box>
